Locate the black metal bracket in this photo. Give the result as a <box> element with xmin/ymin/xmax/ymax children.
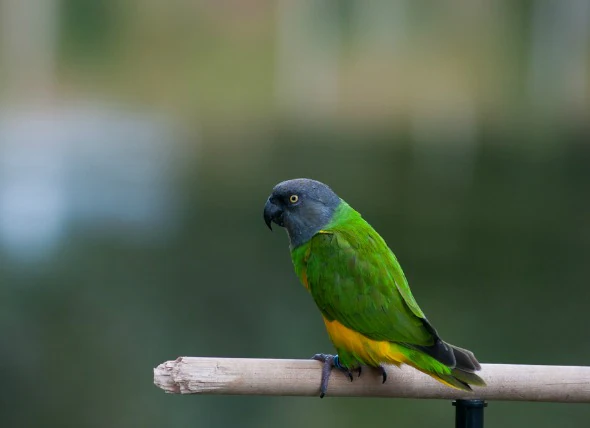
<box><xmin>453</xmin><ymin>399</ymin><xmax>487</xmax><ymax>428</ymax></box>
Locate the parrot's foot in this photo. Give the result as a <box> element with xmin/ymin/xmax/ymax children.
<box><xmin>311</xmin><ymin>354</ymin><xmax>355</xmax><ymax>398</ymax></box>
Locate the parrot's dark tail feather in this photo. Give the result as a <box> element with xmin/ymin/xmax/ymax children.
<box><xmin>400</xmin><ymin>340</ymin><xmax>487</xmax><ymax>391</ymax></box>
<box><xmin>442</xmin><ymin>343</ymin><xmax>486</xmax><ymax>389</ymax></box>
<box><xmin>450</xmin><ymin>344</ymin><xmax>482</xmax><ymax>372</ymax></box>
<box><xmin>406</xmin><ymin>319</ymin><xmax>485</xmax><ymax>389</ymax></box>
<box><xmin>450</xmin><ymin>368</ymin><xmax>486</xmax><ymax>388</ymax></box>
<box><xmin>416</xmin><ymin>319</ymin><xmax>482</xmax><ymax>371</ymax></box>
<box><xmin>413</xmin><ymin>320</ymin><xmax>458</xmax><ymax>368</ymax></box>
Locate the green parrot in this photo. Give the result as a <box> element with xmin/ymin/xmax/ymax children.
<box><xmin>263</xmin><ymin>178</ymin><xmax>485</xmax><ymax>397</ymax></box>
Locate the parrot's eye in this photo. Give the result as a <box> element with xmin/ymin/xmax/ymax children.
<box><xmin>289</xmin><ymin>194</ymin><xmax>299</xmax><ymax>204</ymax></box>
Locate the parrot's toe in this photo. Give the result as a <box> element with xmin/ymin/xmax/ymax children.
<box><xmin>356</xmin><ymin>366</ymin><xmax>362</xmax><ymax>378</ymax></box>
<box><xmin>311</xmin><ymin>353</ymin><xmax>330</xmax><ymax>363</ymax></box>
<box><xmin>311</xmin><ymin>353</ymin><xmax>355</xmax><ymax>398</ymax></box>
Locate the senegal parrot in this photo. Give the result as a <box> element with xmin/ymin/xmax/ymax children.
<box><xmin>263</xmin><ymin>178</ymin><xmax>485</xmax><ymax>397</ymax></box>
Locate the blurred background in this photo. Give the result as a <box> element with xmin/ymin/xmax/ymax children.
<box><xmin>1</xmin><ymin>0</ymin><xmax>589</xmax><ymax>427</ymax></box>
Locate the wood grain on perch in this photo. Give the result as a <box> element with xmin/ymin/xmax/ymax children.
<box><xmin>153</xmin><ymin>357</ymin><xmax>590</xmax><ymax>403</ymax></box>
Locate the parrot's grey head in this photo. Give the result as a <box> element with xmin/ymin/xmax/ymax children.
<box><xmin>264</xmin><ymin>178</ymin><xmax>341</xmax><ymax>248</ymax></box>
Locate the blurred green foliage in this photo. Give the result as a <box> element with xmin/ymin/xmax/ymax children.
<box><xmin>1</xmin><ymin>130</ymin><xmax>589</xmax><ymax>427</ymax></box>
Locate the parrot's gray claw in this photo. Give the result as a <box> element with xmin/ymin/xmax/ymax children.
<box><xmin>311</xmin><ymin>353</ymin><xmax>354</xmax><ymax>398</ymax></box>
<box><xmin>378</xmin><ymin>365</ymin><xmax>387</xmax><ymax>383</ymax></box>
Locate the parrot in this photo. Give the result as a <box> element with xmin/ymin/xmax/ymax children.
<box><xmin>263</xmin><ymin>178</ymin><xmax>485</xmax><ymax>398</ymax></box>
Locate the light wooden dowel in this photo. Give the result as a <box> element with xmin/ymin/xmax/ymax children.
<box><xmin>153</xmin><ymin>357</ymin><xmax>590</xmax><ymax>403</ymax></box>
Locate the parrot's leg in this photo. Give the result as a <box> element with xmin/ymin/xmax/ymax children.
<box><xmin>311</xmin><ymin>353</ymin><xmax>355</xmax><ymax>398</ymax></box>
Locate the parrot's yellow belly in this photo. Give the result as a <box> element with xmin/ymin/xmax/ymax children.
<box><xmin>322</xmin><ymin>317</ymin><xmax>408</xmax><ymax>367</ymax></box>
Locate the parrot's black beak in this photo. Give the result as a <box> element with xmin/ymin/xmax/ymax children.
<box><xmin>263</xmin><ymin>198</ymin><xmax>283</xmax><ymax>231</ymax></box>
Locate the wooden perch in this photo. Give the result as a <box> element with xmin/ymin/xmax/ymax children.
<box><xmin>154</xmin><ymin>357</ymin><xmax>590</xmax><ymax>403</ymax></box>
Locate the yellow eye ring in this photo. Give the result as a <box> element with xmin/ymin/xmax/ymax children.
<box><xmin>289</xmin><ymin>194</ymin><xmax>299</xmax><ymax>204</ymax></box>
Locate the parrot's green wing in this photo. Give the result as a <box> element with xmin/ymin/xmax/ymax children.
<box><xmin>385</xmin><ymin>247</ymin><xmax>426</xmax><ymax>320</ymax></box>
<box><xmin>303</xmin><ymin>217</ymin><xmax>435</xmax><ymax>346</ymax></box>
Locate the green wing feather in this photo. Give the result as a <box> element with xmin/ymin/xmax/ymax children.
<box><xmin>298</xmin><ymin>201</ymin><xmax>434</xmax><ymax>346</ymax></box>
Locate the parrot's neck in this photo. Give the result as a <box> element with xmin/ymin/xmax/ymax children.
<box><xmin>288</xmin><ymin>200</ymin><xmax>360</xmax><ymax>250</ymax></box>
<box><xmin>286</xmin><ymin>199</ymin><xmax>343</xmax><ymax>249</ymax></box>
